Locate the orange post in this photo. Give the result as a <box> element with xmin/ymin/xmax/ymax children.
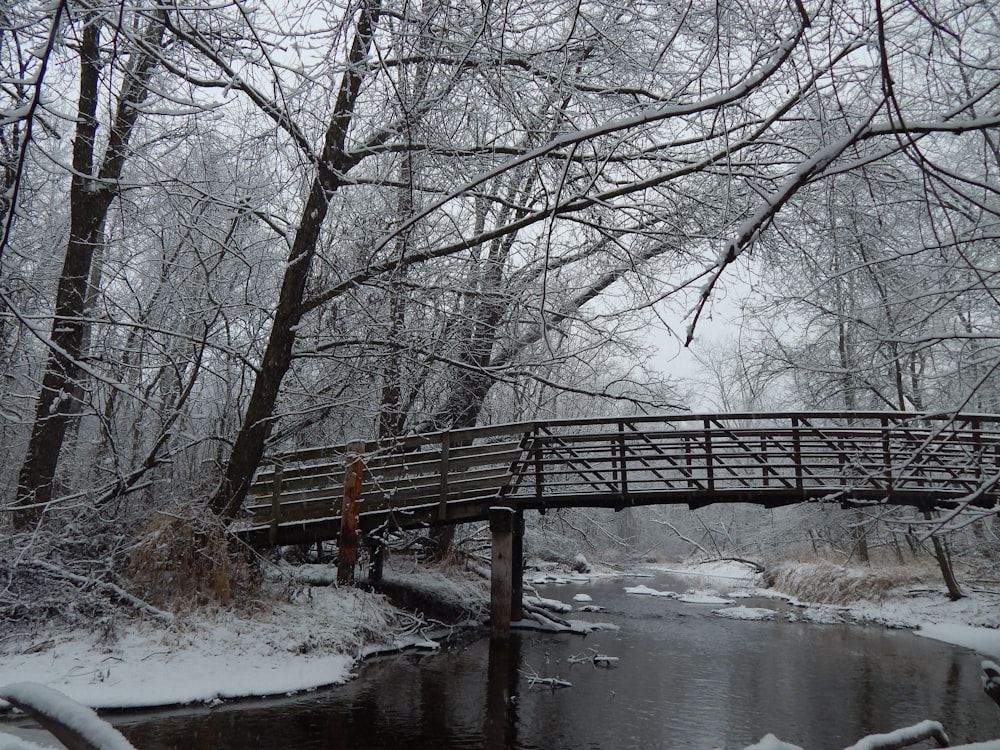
<box><xmin>337</xmin><ymin>441</ymin><xmax>365</xmax><ymax>584</ymax></box>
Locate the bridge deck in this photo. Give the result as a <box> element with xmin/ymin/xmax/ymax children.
<box><xmin>236</xmin><ymin>411</ymin><xmax>1000</xmax><ymax>547</ymax></box>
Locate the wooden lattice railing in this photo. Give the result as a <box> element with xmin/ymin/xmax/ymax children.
<box><xmin>239</xmin><ymin>412</ymin><xmax>1000</xmax><ymax>547</ymax></box>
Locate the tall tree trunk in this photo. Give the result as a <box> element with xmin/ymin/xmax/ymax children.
<box><xmin>378</xmin><ymin>153</ymin><xmax>415</xmax><ymax>441</ymax></box>
<box><xmin>209</xmin><ymin>0</ymin><xmax>381</xmax><ymax>521</ymax></box>
<box><xmin>832</xmin><ymin>261</ymin><xmax>871</xmax><ymax>563</ymax></box>
<box><xmin>13</xmin><ymin>12</ymin><xmax>165</xmax><ymax>526</ymax></box>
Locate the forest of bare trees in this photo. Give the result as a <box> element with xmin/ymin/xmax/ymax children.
<box><xmin>1</xmin><ymin>0</ymin><xmax>998</xmax><ymax>618</ymax></box>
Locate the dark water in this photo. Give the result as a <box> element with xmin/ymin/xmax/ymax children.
<box><xmin>110</xmin><ymin>573</ymin><xmax>999</xmax><ymax>749</ymax></box>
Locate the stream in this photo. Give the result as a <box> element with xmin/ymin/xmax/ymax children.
<box><xmin>109</xmin><ymin>571</ymin><xmax>999</xmax><ymax>749</ymax></box>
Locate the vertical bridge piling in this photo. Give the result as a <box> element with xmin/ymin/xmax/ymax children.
<box><xmin>489</xmin><ymin>505</ymin><xmax>524</xmax><ymax>641</ymax></box>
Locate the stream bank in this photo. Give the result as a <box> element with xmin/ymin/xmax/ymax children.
<box><xmin>1</xmin><ymin>557</ymin><xmax>998</xmax><ymax>717</ymax></box>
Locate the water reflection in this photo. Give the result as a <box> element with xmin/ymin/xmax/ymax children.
<box><xmin>108</xmin><ymin>574</ymin><xmax>999</xmax><ymax>750</ymax></box>
<box><xmin>485</xmin><ymin>638</ymin><xmax>520</xmax><ymax>750</ymax></box>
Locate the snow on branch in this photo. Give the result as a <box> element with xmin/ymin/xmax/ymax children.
<box><xmin>0</xmin><ymin>682</ymin><xmax>136</xmax><ymax>750</ymax></box>
<box><xmin>568</xmin><ymin>648</ymin><xmax>619</xmax><ymax>667</ymax></box>
<box><xmin>522</xmin><ymin>669</ymin><xmax>572</xmax><ymax>689</ymax></box>
<box><xmin>25</xmin><ymin>559</ymin><xmax>175</xmax><ymax>624</ymax></box>
<box><xmin>842</xmin><ymin>720</ymin><xmax>949</xmax><ymax>750</ymax></box>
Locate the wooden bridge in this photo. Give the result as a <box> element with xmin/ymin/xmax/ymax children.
<box><xmin>238</xmin><ymin>411</ymin><xmax>1000</xmax><ymax>638</ymax></box>
<box><xmin>241</xmin><ymin>411</ymin><xmax>1000</xmax><ymax>547</ymax></box>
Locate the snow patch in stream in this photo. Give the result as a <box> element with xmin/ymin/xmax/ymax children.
<box><xmin>624</xmin><ymin>584</ymin><xmax>733</xmax><ymax>605</ymax></box>
<box><xmin>713</xmin><ymin>606</ymin><xmax>776</xmax><ymax>621</ymax></box>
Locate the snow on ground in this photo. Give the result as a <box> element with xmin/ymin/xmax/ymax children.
<box><xmin>0</xmin><ymin>731</ymin><xmax>49</xmax><ymax>750</ymax></box>
<box><xmin>0</xmin><ymin>599</ymin><xmax>355</xmax><ymax>711</ymax></box>
<box><xmin>0</xmin><ymin>566</ymin><xmax>458</xmax><ymax>714</ymax></box>
<box><xmin>814</xmin><ymin>586</ymin><xmax>1000</xmax><ymax>658</ymax></box>
<box><xmin>917</xmin><ymin>625</ymin><xmax>1000</xmax><ymax>660</ymax></box>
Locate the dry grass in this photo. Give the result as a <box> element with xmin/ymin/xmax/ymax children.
<box><xmin>767</xmin><ymin>559</ymin><xmax>941</xmax><ymax>605</ymax></box>
<box><xmin>127</xmin><ymin>510</ymin><xmax>256</xmax><ymax>610</ymax></box>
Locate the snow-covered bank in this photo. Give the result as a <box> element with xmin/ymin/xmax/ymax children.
<box><xmin>1</xmin><ymin>589</ymin><xmax>360</xmax><ymax>711</ymax></box>
<box><xmin>662</xmin><ymin>559</ymin><xmax>1000</xmax><ymax>660</ymax></box>
<box><xmin>0</xmin><ymin>563</ymin><xmax>487</xmax><ymax>714</ymax></box>
<box><xmin>3</xmin><ymin>554</ymin><xmax>999</xmax><ymax>722</ymax></box>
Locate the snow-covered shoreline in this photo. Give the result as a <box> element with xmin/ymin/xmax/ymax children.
<box><xmin>0</xmin><ymin>562</ymin><xmax>488</xmax><ymax>716</ymax></box>
<box><xmin>648</xmin><ymin>559</ymin><xmax>1000</xmax><ymax>659</ymax></box>
<box><xmin>1</xmin><ymin>558</ymin><xmax>998</xmax><ymax>721</ymax></box>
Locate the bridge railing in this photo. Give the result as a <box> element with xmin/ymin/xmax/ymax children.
<box><xmin>243</xmin><ymin>421</ymin><xmax>535</xmax><ymax>539</ymax></box>
<box><xmin>240</xmin><ymin>411</ymin><xmax>1000</xmax><ymax>545</ymax></box>
<box><xmin>507</xmin><ymin>412</ymin><xmax>1000</xmax><ymax>509</ymax></box>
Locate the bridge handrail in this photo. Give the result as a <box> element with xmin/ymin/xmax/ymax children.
<box><xmin>263</xmin><ymin>410</ymin><xmax>1000</xmax><ymax>466</ymax></box>
<box><xmin>241</xmin><ymin>411</ymin><xmax>1000</xmax><ymax>546</ymax></box>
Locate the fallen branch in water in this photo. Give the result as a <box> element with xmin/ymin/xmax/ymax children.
<box><xmin>744</xmin><ymin>721</ymin><xmax>964</xmax><ymax>750</ymax></box>
<box><xmin>568</xmin><ymin>647</ymin><xmax>619</xmax><ymax>667</ymax></box>
<box><xmin>985</xmin><ymin>660</ymin><xmax>1000</xmax><ymax>710</ymax></box>
<box><xmin>522</xmin><ymin>668</ymin><xmax>572</xmax><ymax>689</ymax></box>
<box><xmin>522</xmin><ymin>600</ymin><xmax>572</xmax><ymax>628</ymax></box>
<box><xmin>842</xmin><ymin>720</ymin><xmax>949</xmax><ymax>750</ymax></box>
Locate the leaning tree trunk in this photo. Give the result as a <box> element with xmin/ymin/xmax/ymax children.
<box><xmin>13</xmin><ymin>12</ymin><xmax>165</xmax><ymax>527</ymax></box>
<box><xmin>923</xmin><ymin>511</ymin><xmax>964</xmax><ymax>601</ymax></box>
<box><xmin>208</xmin><ymin>0</ymin><xmax>382</xmax><ymax>521</ymax></box>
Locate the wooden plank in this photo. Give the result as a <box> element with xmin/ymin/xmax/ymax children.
<box><xmin>247</xmin><ymin>469</ymin><xmax>514</xmax><ymax>526</ymax></box>
<box><xmin>250</xmin><ymin>445</ymin><xmax>523</xmax><ymax>502</ymax></box>
<box><xmin>251</xmin><ymin>442</ymin><xmax>522</xmax><ymax>491</ymax></box>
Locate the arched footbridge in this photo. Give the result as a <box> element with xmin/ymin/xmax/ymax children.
<box><xmin>239</xmin><ymin>411</ymin><xmax>1000</xmax><ymax>549</ymax></box>
<box><xmin>239</xmin><ymin>411</ymin><xmax>1000</xmax><ymax>639</ymax></box>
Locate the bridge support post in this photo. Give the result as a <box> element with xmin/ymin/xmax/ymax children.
<box><xmin>511</xmin><ymin>509</ymin><xmax>524</xmax><ymax>622</ymax></box>
<box><xmin>337</xmin><ymin>441</ymin><xmax>365</xmax><ymax>585</ymax></box>
<box><xmin>490</xmin><ymin>506</ymin><xmax>515</xmax><ymax>641</ymax></box>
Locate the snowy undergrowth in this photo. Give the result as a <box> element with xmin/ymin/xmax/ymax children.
<box><xmin>763</xmin><ymin>559</ymin><xmax>1000</xmax><ymax>630</ymax></box>
<box><xmin>768</xmin><ymin>560</ymin><xmax>942</xmax><ymax>605</ymax></box>
<box><xmin>0</xmin><ymin>561</ymin><xmax>479</xmax><ymax>712</ymax></box>
<box><xmin>376</xmin><ymin>558</ymin><xmax>489</xmax><ymax>623</ymax></box>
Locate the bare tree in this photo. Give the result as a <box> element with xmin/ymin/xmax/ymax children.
<box><xmin>12</xmin><ymin>4</ymin><xmax>167</xmax><ymax>526</ymax></box>
<box><xmin>1</xmin><ymin>0</ymin><xmax>996</xmax><ymax>559</ymax></box>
